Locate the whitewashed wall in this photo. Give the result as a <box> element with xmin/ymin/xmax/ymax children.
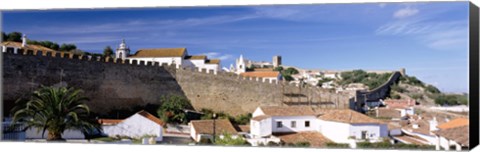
<box><xmin>402</xmin><ymin>129</ymin><xmax>436</xmax><ymax>145</ymax></box>
<box><xmin>128</xmin><ymin>57</ymin><xmax>183</xmax><ymax>68</ymax></box>
<box><xmin>25</xmin><ymin>128</ymin><xmax>85</xmax><ymax>139</ymax></box>
<box><xmin>102</xmin><ymin>114</ymin><xmax>163</xmax><ymax>141</ymax></box>
<box><xmin>318</xmin><ymin>120</ymin><xmax>351</xmax><ymax>143</ymax></box>
<box><xmin>270</xmin><ymin>116</ymin><xmax>318</xmax><ymax>133</ymax></box>
<box><xmin>252</xmin><ymin>108</ymin><xmax>265</xmax><ymax>117</ymax></box>
<box><xmin>250</xmin><ymin>118</ymin><xmax>272</xmax><ymax>138</ymax></box>
<box><xmin>349</xmin><ymin>123</ymin><xmax>388</xmax><ymax>141</ymax></box>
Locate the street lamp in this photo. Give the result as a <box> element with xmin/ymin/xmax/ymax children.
<box><xmin>212</xmin><ymin>113</ymin><xmax>217</xmax><ymax>143</ymax></box>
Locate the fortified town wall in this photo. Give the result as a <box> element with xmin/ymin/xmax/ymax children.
<box><xmin>2</xmin><ymin>50</ymin><xmax>353</xmax><ymax>117</ymax></box>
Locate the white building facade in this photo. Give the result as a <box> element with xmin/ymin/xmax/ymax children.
<box><xmin>99</xmin><ymin>111</ymin><xmax>164</xmax><ymax>141</ymax></box>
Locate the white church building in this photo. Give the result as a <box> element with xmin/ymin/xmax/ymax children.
<box><xmin>115</xmin><ymin>40</ymin><xmax>220</xmax><ymax>74</ymax></box>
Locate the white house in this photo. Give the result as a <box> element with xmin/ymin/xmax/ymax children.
<box><xmin>98</xmin><ymin>110</ymin><xmax>164</xmax><ymax>141</ymax></box>
<box><xmin>189</xmin><ymin>119</ymin><xmax>238</xmax><ymax>143</ymax></box>
<box><xmin>1</xmin><ymin>34</ymin><xmax>56</xmax><ymax>54</ymax></box>
<box><xmin>317</xmin><ymin>109</ymin><xmax>388</xmax><ymax>143</ymax></box>
<box><xmin>433</xmin><ymin>118</ymin><xmax>469</xmax><ymax>150</ymax></box>
<box><xmin>240</xmin><ymin>71</ymin><xmax>282</xmax><ymax>83</ymax></box>
<box><xmin>248</xmin><ymin>106</ymin><xmax>388</xmax><ymax>146</ymax></box>
<box><xmin>115</xmin><ymin>40</ymin><xmax>220</xmax><ymax>73</ymax></box>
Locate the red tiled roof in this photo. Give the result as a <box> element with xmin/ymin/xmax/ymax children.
<box><xmin>98</xmin><ymin>119</ymin><xmax>123</xmax><ymax>125</ymax></box>
<box><xmin>318</xmin><ymin>109</ymin><xmax>385</xmax><ymax>124</ymax></box>
<box><xmin>437</xmin><ymin>118</ymin><xmax>469</xmax><ymax>130</ymax></box>
<box><xmin>274</xmin><ymin>132</ymin><xmax>332</xmax><ymax>147</ymax></box>
<box><xmin>259</xmin><ymin>106</ymin><xmax>317</xmax><ymax>116</ymax></box>
<box><xmin>190</xmin><ymin>119</ymin><xmax>237</xmax><ymax>135</ymax></box>
<box><xmin>137</xmin><ymin>110</ymin><xmax>165</xmax><ymax>126</ymax></box>
<box><xmin>240</xmin><ymin>71</ymin><xmax>280</xmax><ymax>78</ymax></box>
<box><xmin>130</xmin><ymin>48</ymin><xmax>186</xmax><ymax>58</ymax></box>
<box><xmin>433</xmin><ymin>125</ymin><xmax>469</xmax><ymax>146</ymax></box>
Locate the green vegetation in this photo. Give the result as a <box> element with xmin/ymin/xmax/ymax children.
<box><xmin>339</xmin><ymin>70</ymin><xmax>392</xmax><ymax>89</ymax></box>
<box><xmin>10</xmin><ymin>86</ymin><xmax>99</xmax><ymax>141</ymax></box>
<box><xmin>326</xmin><ymin>142</ymin><xmax>350</xmax><ymax>148</ymax></box>
<box><xmin>4</xmin><ymin>31</ymin><xmax>22</xmax><ymax>42</ymax></box>
<box><xmin>434</xmin><ymin>94</ymin><xmax>468</xmax><ymax>106</ymax></box>
<box><xmin>399</xmin><ymin>75</ymin><xmax>424</xmax><ymax>87</ymax></box>
<box><xmin>274</xmin><ymin>66</ymin><xmax>299</xmax><ymax>82</ymax></box>
<box><xmin>157</xmin><ymin>95</ymin><xmax>193</xmax><ymax>124</ymax></box>
<box><xmin>286</xmin><ymin>141</ymin><xmax>311</xmax><ymax>147</ymax></box>
<box><xmin>214</xmin><ymin>133</ymin><xmax>249</xmax><ymax>146</ymax></box>
<box><xmin>316</xmin><ymin>77</ymin><xmax>335</xmax><ymax>87</ymax></box>
<box><xmin>425</xmin><ymin>85</ymin><xmax>441</xmax><ymax>94</ymax></box>
<box><xmin>103</xmin><ymin>46</ymin><xmax>114</xmax><ymax>57</ymax></box>
<box><xmin>2</xmin><ymin>31</ymin><xmax>80</xmax><ymax>52</ymax></box>
<box><xmin>200</xmin><ymin>108</ymin><xmax>252</xmax><ymax>125</ymax></box>
<box><xmin>27</xmin><ymin>40</ymin><xmax>60</xmax><ymax>51</ymax></box>
<box><xmin>356</xmin><ymin>141</ymin><xmax>435</xmax><ymax>150</ymax></box>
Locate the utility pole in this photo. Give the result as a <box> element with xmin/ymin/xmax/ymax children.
<box><xmin>212</xmin><ymin>113</ymin><xmax>217</xmax><ymax>143</ymax></box>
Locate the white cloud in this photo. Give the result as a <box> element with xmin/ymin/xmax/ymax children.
<box><xmin>202</xmin><ymin>52</ymin><xmax>233</xmax><ymax>61</ymax></box>
<box><xmin>393</xmin><ymin>7</ymin><xmax>419</xmax><ymax>19</ymax></box>
<box><xmin>378</xmin><ymin>3</ymin><xmax>387</xmax><ymax>8</ymax></box>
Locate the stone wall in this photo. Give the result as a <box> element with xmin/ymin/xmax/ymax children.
<box><xmin>2</xmin><ymin>51</ymin><xmax>352</xmax><ymax>117</ymax></box>
<box><xmin>353</xmin><ymin>71</ymin><xmax>402</xmax><ymax>111</ymax></box>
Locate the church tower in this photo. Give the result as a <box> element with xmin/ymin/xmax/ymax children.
<box><xmin>236</xmin><ymin>55</ymin><xmax>247</xmax><ymax>74</ymax></box>
<box><xmin>116</xmin><ymin>39</ymin><xmax>130</xmax><ymax>59</ymax></box>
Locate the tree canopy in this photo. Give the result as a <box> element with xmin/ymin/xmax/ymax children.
<box><xmin>6</xmin><ymin>32</ymin><xmax>22</xmax><ymax>42</ymax></box>
<box><xmin>59</xmin><ymin>43</ymin><xmax>77</xmax><ymax>52</ymax></box>
<box><xmin>338</xmin><ymin>70</ymin><xmax>392</xmax><ymax>89</ymax></box>
<box><xmin>103</xmin><ymin>46</ymin><xmax>114</xmax><ymax>57</ymax></box>
<box><xmin>10</xmin><ymin>86</ymin><xmax>99</xmax><ymax>141</ymax></box>
<box><xmin>157</xmin><ymin>95</ymin><xmax>193</xmax><ymax>124</ymax></box>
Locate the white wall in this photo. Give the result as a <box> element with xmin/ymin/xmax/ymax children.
<box><xmin>25</xmin><ymin>128</ymin><xmax>85</xmax><ymax>139</ymax></box>
<box><xmin>318</xmin><ymin>120</ymin><xmax>351</xmax><ymax>143</ymax></box>
<box><xmin>128</xmin><ymin>57</ymin><xmax>183</xmax><ymax>68</ymax></box>
<box><xmin>402</xmin><ymin>129</ymin><xmax>436</xmax><ymax>145</ymax></box>
<box><xmin>270</xmin><ymin>116</ymin><xmax>318</xmax><ymax>133</ymax></box>
<box><xmin>250</xmin><ymin>118</ymin><xmax>272</xmax><ymax>138</ymax></box>
<box><xmin>349</xmin><ymin>124</ymin><xmax>388</xmax><ymax>141</ymax></box>
<box><xmin>102</xmin><ymin>114</ymin><xmax>163</xmax><ymax>141</ymax></box>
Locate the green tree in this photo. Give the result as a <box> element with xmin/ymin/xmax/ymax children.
<box><xmin>425</xmin><ymin>85</ymin><xmax>441</xmax><ymax>94</ymax></box>
<box><xmin>103</xmin><ymin>46</ymin><xmax>114</xmax><ymax>57</ymax></box>
<box><xmin>59</xmin><ymin>43</ymin><xmax>77</xmax><ymax>52</ymax></box>
<box><xmin>273</xmin><ymin>66</ymin><xmax>284</xmax><ymax>71</ymax></box>
<box><xmin>2</xmin><ymin>32</ymin><xmax>7</xmax><ymax>42</ymax></box>
<box><xmin>284</xmin><ymin>67</ymin><xmax>299</xmax><ymax>75</ymax></box>
<box><xmin>7</xmin><ymin>32</ymin><xmax>22</xmax><ymax>42</ymax></box>
<box><xmin>10</xmin><ymin>86</ymin><xmax>99</xmax><ymax>141</ymax></box>
<box><xmin>283</xmin><ymin>75</ymin><xmax>294</xmax><ymax>81</ymax></box>
<box><xmin>214</xmin><ymin>132</ymin><xmax>249</xmax><ymax>146</ymax></box>
<box><xmin>157</xmin><ymin>95</ymin><xmax>193</xmax><ymax>124</ymax></box>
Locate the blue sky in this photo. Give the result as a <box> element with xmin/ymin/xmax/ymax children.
<box><xmin>2</xmin><ymin>2</ymin><xmax>469</xmax><ymax>93</ymax></box>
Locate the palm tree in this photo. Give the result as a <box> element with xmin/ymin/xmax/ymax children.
<box><xmin>11</xmin><ymin>86</ymin><xmax>99</xmax><ymax>141</ymax></box>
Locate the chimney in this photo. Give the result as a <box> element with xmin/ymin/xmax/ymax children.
<box><xmin>22</xmin><ymin>34</ymin><xmax>27</xmax><ymax>47</ymax></box>
<box><xmin>429</xmin><ymin>117</ymin><xmax>438</xmax><ymax>131</ymax></box>
<box><xmin>412</xmin><ymin>123</ymin><xmax>419</xmax><ymax>129</ymax></box>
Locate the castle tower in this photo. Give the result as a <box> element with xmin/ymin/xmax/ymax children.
<box><xmin>236</xmin><ymin>55</ymin><xmax>247</xmax><ymax>74</ymax></box>
<box><xmin>400</xmin><ymin>68</ymin><xmax>406</xmax><ymax>76</ymax></box>
<box><xmin>21</xmin><ymin>34</ymin><xmax>27</xmax><ymax>47</ymax></box>
<box><xmin>116</xmin><ymin>39</ymin><xmax>130</xmax><ymax>59</ymax></box>
<box><xmin>273</xmin><ymin>56</ymin><xmax>282</xmax><ymax>68</ymax></box>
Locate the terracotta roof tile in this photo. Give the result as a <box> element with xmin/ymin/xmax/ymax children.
<box><xmin>437</xmin><ymin>118</ymin><xmax>469</xmax><ymax>130</ymax></box>
<box><xmin>98</xmin><ymin>119</ymin><xmax>123</xmax><ymax>125</ymax></box>
<box><xmin>251</xmin><ymin>115</ymin><xmax>271</xmax><ymax>121</ymax></box>
<box><xmin>240</xmin><ymin>71</ymin><xmax>280</xmax><ymax>78</ymax></box>
<box><xmin>253</xmin><ymin>68</ymin><xmax>274</xmax><ymax>71</ymax></box>
<box><xmin>185</xmin><ymin>55</ymin><xmax>206</xmax><ymax>60</ymax></box>
<box><xmin>377</xmin><ymin>108</ymin><xmax>402</xmax><ymax>118</ymax></box>
<box><xmin>205</xmin><ymin>59</ymin><xmax>220</xmax><ymax>64</ymax></box>
<box><xmin>274</xmin><ymin>132</ymin><xmax>332</xmax><ymax>147</ymax></box>
<box><xmin>318</xmin><ymin>109</ymin><xmax>385</xmax><ymax>124</ymax></box>
<box><xmin>130</xmin><ymin>48</ymin><xmax>186</xmax><ymax>58</ymax></box>
<box><xmin>259</xmin><ymin>106</ymin><xmax>317</xmax><ymax>116</ymax></box>
<box><xmin>190</xmin><ymin>119</ymin><xmax>237</xmax><ymax>135</ymax></box>
<box><xmin>383</xmin><ymin>99</ymin><xmax>416</xmax><ymax>109</ymax></box>
<box><xmin>236</xmin><ymin>125</ymin><xmax>250</xmax><ymax>133</ymax></box>
<box><xmin>137</xmin><ymin>110</ymin><xmax>165</xmax><ymax>126</ymax></box>
<box><xmin>434</xmin><ymin>125</ymin><xmax>469</xmax><ymax>146</ymax></box>
<box><xmin>1</xmin><ymin>41</ymin><xmax>56</xmax><ymax>52</ymax></box>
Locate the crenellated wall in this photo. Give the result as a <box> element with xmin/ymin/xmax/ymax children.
<box><xmin>352</xmin><ymin>71</ymin><xmax>402</xmax><ymax>112</ymax></box>
<box><xmin>2</xmin><ymin>50</ymin><xmax>353</xmax><ymax>117</ymax></box>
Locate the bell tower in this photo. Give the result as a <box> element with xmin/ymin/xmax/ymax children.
<box><xmin>116</xmin><ymin>39</ymin><xmax>130</xmax><ymax>59</ymax></box>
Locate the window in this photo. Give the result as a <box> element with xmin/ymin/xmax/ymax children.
<box><xmin>291</xmin><ymin>121</ymin><xmax>296</xmax><ymax>128</ymax></box>
<box><xmin>305</xmin><ymin>121</ymin><xmax>310</xmax><ymax>127</ymax></box>
<box><xmin>276</xmin><ymin>121</ymin><xmax>283</xmax><ymax>128</ymax></box>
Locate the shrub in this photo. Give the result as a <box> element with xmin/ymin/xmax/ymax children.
<box><xmin>157</xmin><ymin>95</ymin><xmax>193</xmax><ymax>124</ymax></box>
<box><xmin>326</xmin><ymin>142</ymin><xmax>349</xmax><ymax>148</ymax></box>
